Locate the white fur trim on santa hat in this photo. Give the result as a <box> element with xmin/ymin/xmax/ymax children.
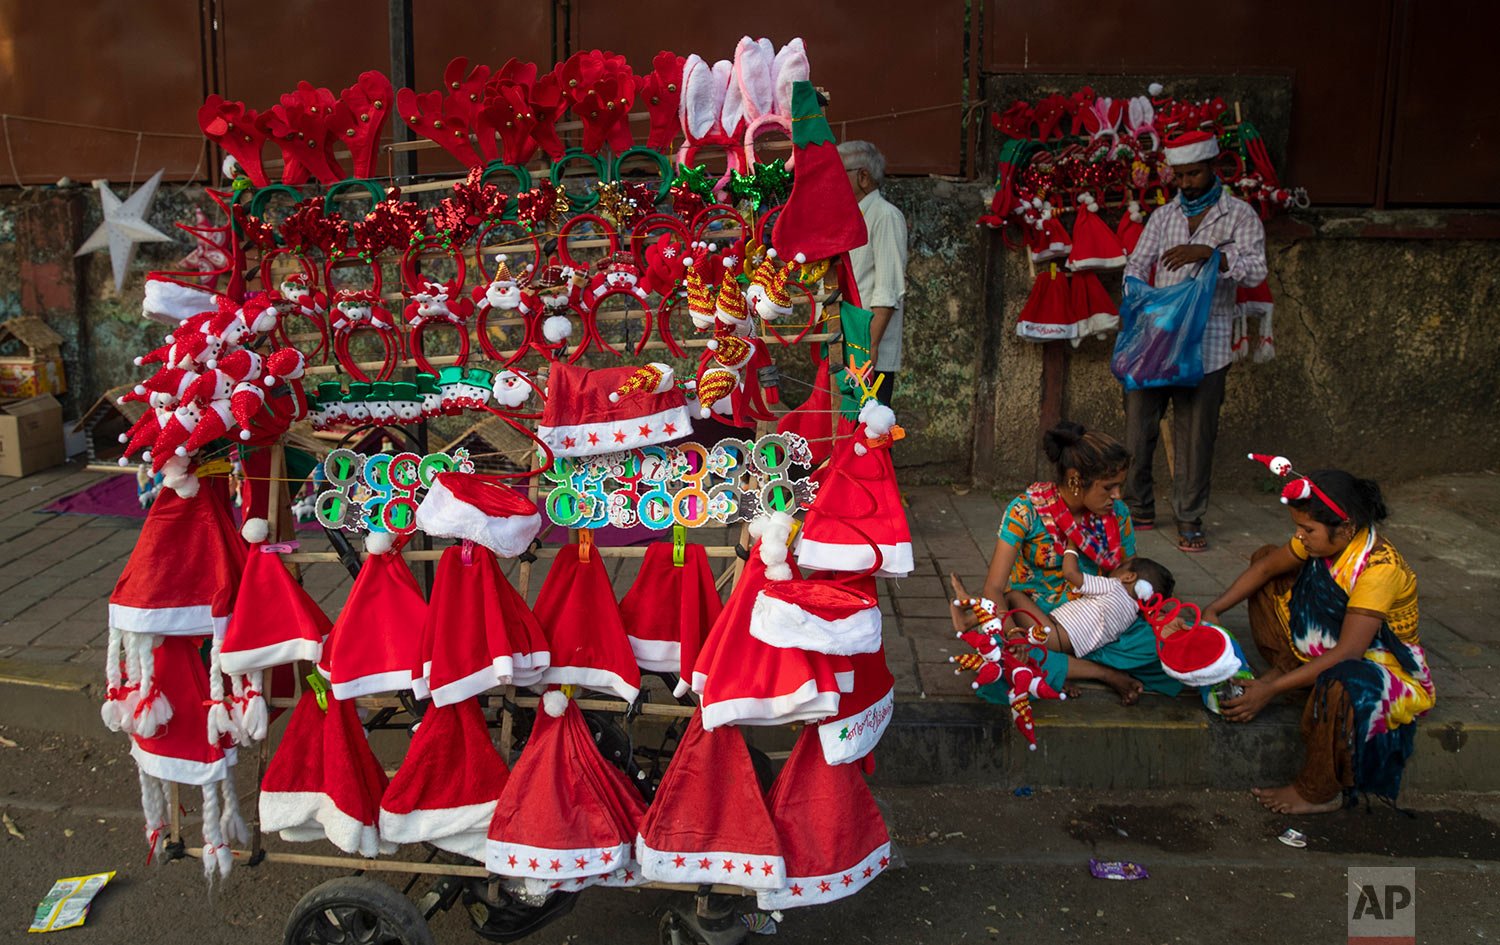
<box><xmin>539</xmin><ymin>667</ymin><xmax>640</xmax><ymax>706</ymax></box>
<box><xmin>749</xmin><ymin>592</ymin><xmax>882</xmax><ymax>656</ymax></box>
<box><xmin>1163</xmin><ymin>626</ymin><xmax>1241</xmax><ymax>687</ymax></box>
<box><xmin>110</xmin><ymin>605</ymin><xmax>230</xmax><ymax>637</ymax></box>
<box><xmin>130</xmin><ymin>741</ymin><xmax>235</xmax><ymax>787</ymax></box>
<box><xmin>818</xmin><ymin>686</ymin><xmax>895</xmax><ymax>766</ymax></box>
<box><xmin>143</xmin><ymin>278</ymin><xmax>217</xmax><ymax>326</ymax></box>
<box><xmin>487</xmin><ymin>838</ymin><xmax>633</xmax><ymax>880</ymax></box>
<box><xmin>259</xmin><ymin>789</ymin><xmax>326</xmax><ymax>841</ymax></box>
<box><xmin>698</xmin><ymin>678</ymin><xmax>842</xmax><ymax>730</ymax></box>
<box><xmin>794</xmin><ymin>538</ymin><xmax>914</xmax><ymax>580</ymax></box>
<box><xmin>541</xmin><ymin>689</ymin><xmax>571</xmax><ymax>718</ymax></box>
<box><xmin>537</xmin><ymin>403</ymin><xmax>695</xmax><ymax>459</ymax></box>
<box><xmin>379</xmin><ymin>801</ymin><xmax>495</xmax><ymax>860</ymax></box>
<box><xmin>219</xmin><ymin>637</ymin><xmax>321</xmax><ymax>676</ymax></box>
<box><xmin>637</xmin><ymin>837</ymin><xmax>787</xmax><ymax>890</ymax></box>
<box><xmin>626</xmin><ymin>636</ymin><xmax>681</xmax><ymax>673</ymax></box>
<box><xmin>756</xmin><ymin>840</ymin><xmax>891</xmax><ymax>910</ymax></box>
<box><xmin>1164</xmin><ymin>137</ymin><xmax>1220</xmax><ymax>165</ymax></box>
<box><xmin>422</xmin><ymin>656</ymin><xmax>514</xmax><ymax>707</ymax></box>
<box><xmin>317</xmin><ymin>797</ymin><xmax>397</xmax><ymax>859</ymax></box>
<box><xmin>323</xmin><ymin>667</ymin><xmax>416</xmax><ymax>701</ymax></box>
<box><xmin>414</xmin><ymin>478</ymin><xmax>543</xmax><ymax>559</ymax></box>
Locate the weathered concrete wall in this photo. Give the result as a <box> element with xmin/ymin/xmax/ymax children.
<box><xmin>983</xmin><ymin>214</ymin><xmax>1500</xmax><ymax>491</ymax></box>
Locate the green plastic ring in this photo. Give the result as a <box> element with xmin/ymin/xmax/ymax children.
<box><xmin>611</xmin><ymin>147</ymin><xmax>674</xmax><ymax>203</ymax></box>
<box><xmin>247</xmin><ymin>184</ymin><xmax>306</xmax><ymax>236</ymax></box>
<box><xmin>482</xmin><ymin>162</ymin><xmax>533</xmax><ymax>221</ymax></box>
<box><xmin>549</xmin><ymin>148</ymin><xmax>605</xmax><ymax>212</ymax></box>
<box><xmin>322</xmin><ymin>178</ymin><xmax>386</xmax><ymax>215</ymax></box>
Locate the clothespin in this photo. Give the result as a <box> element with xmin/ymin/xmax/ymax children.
<box><xmin>461</xmin><ymin>538</ymin><xmax>475</xmax><ymax>565</ymax></box>
<box><xmin>305</xmin><ymin>672</ymin><xmax>330</xmax><ymax>711</ymax></box>
<box><xmin>560</xmin><ymin>684</ymin><xmax>578</xmax><ymax>700</ymax></box>
<box><xmin>1049</xmin><ymin>262</ymin><xmax>1058</xmax><ymax>278</ymax></box>
<box><xmin>578</xmin><ymin>527</ymin><xmax>593</xmax><ymax>563</ymax></box>
<box><xmin>197</xmin><ymin>457</ymin><xmax>234</xmax><ymax>478</ymax></box>
<box><xmin>671</xmin><ymin>524</ymin><xmax>686</xmax><ymax>567</ymax></box>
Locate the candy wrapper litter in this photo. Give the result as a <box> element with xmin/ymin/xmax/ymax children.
<box><xmin>29</xmin><ymin>872</ymin><xmax>115</xmax><ymax>933</ymax></box>
<box><xmin>1088</xmin><ymin>859</ymin><xmax>1149</xmax><ymax>881</ymax></box>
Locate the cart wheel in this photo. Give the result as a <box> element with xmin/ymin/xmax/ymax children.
<box><xmin>283</xmin><ymin>876</ymin><xmax>435</xmax><ymax>945</ymax></box>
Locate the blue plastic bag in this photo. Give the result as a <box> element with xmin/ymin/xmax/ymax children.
<box><xmin>1110</xmin><ymin>250</ymin><xmax>1220</xmax><ymax>390</ymax></box>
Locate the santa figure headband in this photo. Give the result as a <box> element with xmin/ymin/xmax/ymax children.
<box><xmin>1247</xmin><ymin>453</ymin><xmax>1349</xmax><ymax>522</ymax></box>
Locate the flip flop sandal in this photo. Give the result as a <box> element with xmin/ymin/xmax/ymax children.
<box><xmin>1135</xmin><ymin>519</ymin><xmax>1156</xmax><ymax>531</ymax></box>
<box><xmin>1177</xmin><ymin>529</ymin><xmax>1209</xmax><ymax>553</ymax></box>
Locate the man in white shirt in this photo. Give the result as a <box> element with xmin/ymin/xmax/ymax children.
<box><xmin>837</xmin><ymin>141</ymin><xmax>909</xmax><ymax>406</ymax></box>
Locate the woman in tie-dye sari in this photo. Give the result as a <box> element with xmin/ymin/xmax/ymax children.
<box><xmin>1203</xmin><ymin>470</ymin><xmax>1434</xmax><ymax>813</ymax></box>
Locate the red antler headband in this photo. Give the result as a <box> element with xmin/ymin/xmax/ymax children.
<box><xmin>1247</xmin><ymin>453</ymin><xmax>1349</xmax><ymax>521</ymax></box>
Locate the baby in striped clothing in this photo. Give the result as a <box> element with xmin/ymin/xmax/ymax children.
<box><xmin>1008</xmin><ymin>544</ymin><xmax>1175</xmax><ymax>658</ymax></box>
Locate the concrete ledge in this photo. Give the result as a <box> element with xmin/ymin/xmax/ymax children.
<box><xmin>872</xmin><ymin>691</ymin><xmax>1500</xmax><ymax>793</ymax></box>
<box><xmin>0</xmin><ymin>657</ymin><xmax>101</xmax><ymax>738</ymax></box>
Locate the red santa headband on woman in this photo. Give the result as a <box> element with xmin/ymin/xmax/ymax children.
<box><xmin>1247</xmin><ymin>453</ymin><xmax>1349</xmax><ymax>522</ymax></box>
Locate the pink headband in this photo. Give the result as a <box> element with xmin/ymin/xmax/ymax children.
<box><xmin>1247</xmin><ymin>453</ymin><xmax>1349</xmax><ymax>521</ymax></box>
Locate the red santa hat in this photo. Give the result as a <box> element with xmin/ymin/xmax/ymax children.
<box><xmin>181</xmin><ymin>399</ymin><xmax>236</xmax><ymax>455</ymax></box>
<box><xmin>794</xmin><ymin>424</ymin><xmax>913</xmax><ymax>579</ymax></box>
<box><xmin>379</xmin><ymin>699</ymin><xmax>510</xmax><ymax>859</ymax></box>
<box><xmin>531</xmin><ymin>543</ymin><xmax>641</xmax><ymax>704</ymax></box>
<box><xmin>413</xmin><ymin>543</ymin><xmax>551</xmax><ymax>706</ymax></box>
<box><xmin>749</xmin><ymin>578</ymin><xmax>881</xmax><ymax>656</ymax></box>
<box><xmin>1066</xmin><ymin>194</ymin><xmax>1127</xmax><ymax>271</ymax></box>
<box><xmin>1117</xmin><ymin>200</ymin><xmax>1146</xmax><ymax>256</ymax></box>
<box><xmin>485</xmin><ymin>692</ymin><xmax>647</xmax><ymax>882</ymax></box>
<box><xmin>538</xmin><ymin>362</ymin><xmax>693</xmax><ymax>459</ymax></box>
<box><xmin>817</xmin><ymin>645</ymin><xmax>896</xmax><ymax>766</ymax></box>
<box><xmin>617</xmin><ymin>542</ymin><xmax>723</xmax><ymax>688</ymax></box>
<box><xmin>1026</xmin><ymin>210</ymin><xmax>1072</xmax><ymax>264</ymax></box>
<box><xmin>1015</xmin><ymin>267</ymin><xmax>1077</xmax><ymax>342</ymax></box>
<box><xmin>1068</xmin><ymin>269</ymin><xmax>1119</xmax><ymax>338</ymax></box>
<box><xmin>127</xmin><ymin>635</ymin><xmax>245</xmax><ymax>880</ymax></box>
<box><xmin>219</xmin><ymin>543</ymin><xmax>330</xmax><ymax>674</ymax></box>
<box><xmin>769</xmin><ymin>81</ymin><xmax>868</xmax><ymax>263</ymax></box>
<box><xmin>692</xmin><ymin>539</ymin><xmax>852</xmax><ymax>730</ymax></box>
<box><xmin>258</xmin><ymin>690</ymin><xmax>395</xmax><ymax>858</ymax></box>
<box><xmin>318</xmin><ymin>550</ymin><xmax>429</xmax><ymax>699</ymax></box>
<box><xmin>414</xmin><ymin>472</ymin><xmax>543</xmax><ymax>559</ymax></box>
<box><xmin>110</xmin><ymin>484</ymin><xmax>245</xmax><ymax>638</ymax></box>
<box><xmin>1141</xmin><ymin>595</ymin><xmax>1240</xmax><ymax>687</ymax></box>
<box><xmin>756</xmin><ymin>725</ymin><xmax>891</xmax><ymax>910</ymax></box>
<box><xmin>637</xmin><ymin>712</ymin><xmax>786</xmax><ymax>890</ymax></box>
<box><xmin>1163</xmin><ymin>129</ymin><xmax>1220</xmax><ymax>165</ymax></box>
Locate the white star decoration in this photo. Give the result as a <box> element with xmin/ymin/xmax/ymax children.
<box><xmin>74</xmin><ymin>169</ymin><xmax>175</xmax><ymax>292</ymax></box>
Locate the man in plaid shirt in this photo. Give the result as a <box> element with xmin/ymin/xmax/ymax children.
<box><xmin>1122</xmin><ymin>130</ymin><xmax>1267</xmax><ymax>553</ymax></box>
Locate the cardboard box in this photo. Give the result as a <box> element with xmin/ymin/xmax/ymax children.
<box><xmin>0</xmin><ymin>394</ymin><xmax>64</xmax><ymax>477</ymax></box>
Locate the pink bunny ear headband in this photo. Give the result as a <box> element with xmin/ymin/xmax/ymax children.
<box><xmin>1247</xmin><ymin>453</ymin><xmax>1349</xmax><ymax>521</ymax></box>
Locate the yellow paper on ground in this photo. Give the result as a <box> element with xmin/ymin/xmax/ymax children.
<box><xmin>28</xmin><ymin>872</ymin><xmax>115</xmax><ymax>933</ymax></box>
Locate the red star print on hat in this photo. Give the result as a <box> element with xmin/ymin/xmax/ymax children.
<box><xmin>538</xmin><ymin>362</ymin><xmax>693</xmax><ymax>458</ymax></box>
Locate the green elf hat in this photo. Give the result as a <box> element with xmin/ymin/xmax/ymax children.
<box><xmin>769</xmin><ymin>80</ymin><xmax>868</xmax><ymax>264</ymax></box>
<box><xmin>437</xmin><ymin>365</ymin><xmax>466</xmax><ymax>389</ymax></box>
<box><xmin>344</xmin><ymin>381</ymin><xmax>373</xmax><ymax>404</ymax></box>
<box><xmin>415</xmin><ymin>372</ymin><xmax>441</xmax><ymax>396</ymax></box>
<box><xmin>315</xmin><ymin>381</ymin><xmax>344</xmax><ymax>406</ymax></box>
<box><xmin>462</xmin><ymin>367</ymin><xmax>495</xmax><ymax>390</ymax></box>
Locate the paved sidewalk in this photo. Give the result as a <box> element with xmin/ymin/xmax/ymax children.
<box><xmin>3</xmin><ymin>462</ymin><xmax>1496</xmax><ymax>787</ymax></box>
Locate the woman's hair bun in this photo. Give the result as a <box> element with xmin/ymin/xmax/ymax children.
<box><xmin>1042</xmin><ymin>420</ymin><xmax>1086</xmax><ymax>464</ymax></box>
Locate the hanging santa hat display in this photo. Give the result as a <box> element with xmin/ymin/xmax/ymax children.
<box><xmin>538</xmin><ymin>362</ymin><xmax>693</xmax><ymax>458</ymax></box>
<box><xmin>756</xmin><ymin>725</ymin><xmax>891</xmax><ymax>910</ymax></box>
<box><xmin>531</xmin><ymin>542</ymin><xmax>641</xmax><ymax>704</ymax></box>
<box><xmin>1065</xmin><ymin>193</ymin><xmax>1127</xmax><ymax>271</ymax></box>
<box><xmin>793</xmin><ymin>401</ymin><xmax>912</xmax><ymax>578</ymax></box>
<box><xmin>1015</xmin><ymin>267</ymin><xmax>1077</xmax><ymax>342</ymax></box>
<box><xmin>1068</xmin><ymin>269</ymin><xmax>1119</xmax><ymax>339</ymax></box>
<box><xmin>317</xmin><ymin>549</ymin><xmax>429</xmax><ymax>699</ymax></box>
<box><xmin>637</xmin><ymin>712</ymin><xmax>785</xmax><ymax>889</ymax></box>
<box><xmin>692</xmin><ymin>523</ymin><xmax>852</xmax><ymax>730</ymax></box>
<box><xmin>617</xmin><ymin>541</ymin><xmax>723</xmax><ymax>687</ymax></box>
<box><xmin>259</xmin><ymin>690</ymin><xmax>395</xmax><ymax>858</ymax></box>
<box><xmin>415</xmin><ymin>471</ymin><xmax>544</xmax><ymax>558</ymax></box>
<box><xmin>219</xmin><ymin>542</ymin><xmax>330</xmax><ymax>674</ymax></box>
<box><xmin>770</xmin><ymin>81</ymin><xmax>867</xmax><ymax>263</ymax></box>
<box><xmin>486</xmin><ymin>691</ymin><xmax>647</xmax><ymax>883</ymax></box>
<box><xmin>413</xmin><ymin>542</ymin><xmax>551</xmax><ymax>706</ymax></box>
<box><xmin>379</xmin><ymin>699</ymin><xmax>510</xmax><ymax>859</ymax></box>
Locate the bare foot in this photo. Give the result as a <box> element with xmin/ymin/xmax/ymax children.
<box><xmin>1098</xmin><ymin>669</ymin><xmax>1144</xmax><ymax>706</ymax></box>
<box><xmin>1063</xmin><ymin>684</ymin><xmax>1083</xmax><ymax>699</ymax></box>
<box><xmin>1251</xmin><ymin>784</ymin><xmax>1342</xmax><ymax>815</ymax></box>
